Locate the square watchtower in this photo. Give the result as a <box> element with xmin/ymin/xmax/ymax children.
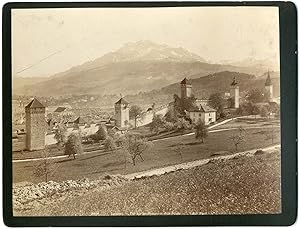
<box><xmin>25</xmin><ymin>98</ymin><xmax>46</xmax><ymax>151</ymax></box>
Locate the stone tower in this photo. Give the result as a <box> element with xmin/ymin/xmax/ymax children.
<box><xmin>25</xmin><ymin>98</ymin><xmax>46</xmax><ymax>151</ymax></box>
<box><xmin>115</xmin><ymin>97</ymin><xmax>130</xmax><ymax>128</ymax></box>
<box><xmin>180</xmin><ymin>78</ymin><xmax>192</xmax><ymax>98</ymax></box>
<box><xmin>265</xmin><ymin>71</ymin><xmax>273</xmax><ymax>102</ymax></box>
<box><xmin>230</xmin><ymin>76</ymin><xmax>239</xmax><ymax>109</ymax></box>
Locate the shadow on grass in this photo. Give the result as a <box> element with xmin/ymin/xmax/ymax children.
<box><xmin>56</xmin><ymin>158</ymin><xmax>75</xmax><ymax>164</ymax></box>
<box><xmin>169</xmin><ymin>141</ymin><xmax>204</xmax><ymax>147</ymax></box>
<box><xmin>184</xmin><ymin>142</ymin><xmax>204</xmax><ymax>146</ymax></box>
<box><xmin>84</xmin><ymin>161</ymin><xmax>125</xmax><ymax>175</ymax></box>
<box><xmin>77</xmin><ymin>152</ymin><xmax>112</xmax><ymax>162</ymax></box>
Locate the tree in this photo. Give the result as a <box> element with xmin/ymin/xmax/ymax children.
<box><xmin>173</xmin><ymin>94</ymin><xmax>197</xmax><ymax>114</ymax></box>
<box><xmin>227</xmin><ymin>97</ymin><xmax>235</xmax><ymax>108</ymax></box>
<box><xmin>208</xmin><ymin>93</ymin><xmax>226</xmax><ymax>115</ymax></box>
<box><xmin>264</xmin><ymin>122</ymin><xmax>275</xmax><ymax>144</ymax></box>
<box><xmin>120</xmin><ymin>133</ymin><xmax>152</xmax><ymax>166</ymax></box>
<box><xmin>54</xmin><ymin>123</ymin><xmax>67</xmax><ymax>149</ymax></box>
<box><xmin>91</xmin><ymin>125</ymin><xmax>107</xmax><ymax>142</ymax></box>
<box><xmin>174</xmin><ymin>118</ymin><xmax>191</xmax><ymax>131</ymax></box>
<box><xmin>104</xmin><ymin>136</ymin><xmax>117</xmax><ymax>153</ymax></box>
<box><xmin>149</xmin><ymin>114</ymin><xmax>165</xmax><ymax>134</ymax></box>
<box><xmin>164</xmin><ymin>110</ymin><xmax>178</xmax><ymax>123</ymax></box>
<box><xmin>194</xmin><ymin>121</ymin><xmax>208</xmax><ymax>143</ymax></box>
<box><xmin>164</xmin><ymin>122</ymin><xmax>175</xmax><ymax>131</ymax></box>
<box><xmin>246</xmin><ymin>88</ymin><xmax>264</xmax><ymax>103</ymax></box>
<box><xmin>252</xmin><ymin>104</ymin><xmax>260</xmax><ymax>119</ymax></box>
<box><xmin>64</xmin><ymin>133</ymin><xmax>83</xmax><ymax>159</ymax></box>
<box><xmin>34</xmin><ymin>147</ymin><xmax>58</xmax><ymax>182</ymax></box>
<box><xmin>181</xmin><ymin>96</ymin><xmax>197</xmax><ymax>112</ymax></box>
<box><xmin>229</xmin><ymin>126</ymin><xmax>246</xmax><ymax>152</ymax></box>
<box><xmin>260</xmin><ymin>106</ymin><xmax>269</xmax><ymax>118</ymax></box>
<box><xmin>173</xmin><ymin>142</ymin><xmax>185</xmax><ymax>161</ymax></box>
<box><xmin>129</xmin><ymin>105</ymin><xmax>142</xmax><ymax>128</ymax></box>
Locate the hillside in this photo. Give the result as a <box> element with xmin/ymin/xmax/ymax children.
<box><xmin>161</xmin><ymin>71</ymin><xmax>280</xmax><ymax>99</ymax></box>
<box><xmin>13</xmin><ymin>41</ymin><xmax>278</xmax><ymax>97</ymax></box>
<box><xmin>36</xmin><ymin>71</ymin><xmax>279</xmax><ymax>110</ymax></box>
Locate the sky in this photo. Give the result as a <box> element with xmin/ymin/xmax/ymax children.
<box><xmin>12</xmin><ymin>7</ymin><xmax>280</xmax><ymax>78</ymax></box>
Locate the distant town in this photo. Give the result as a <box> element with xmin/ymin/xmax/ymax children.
<box><xmin>13</xmin><ymin>72</ymin><xmax>278</xmax><ymax>152</ymax></box>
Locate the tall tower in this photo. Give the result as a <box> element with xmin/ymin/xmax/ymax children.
<box><xmin>25</xmin><ymin>98</ymin><xmax>46</xmax><ymax>151</ymax></box>
<box><xmin>115</xmin><ymin>97</ymin><xmax>130</xmax><ymax>128</ymax></box>
<box><xmin>265</xmin><ymin>71</ymin><xmax>273</xmax><ymax>102</ymax></box>
<box><xmin>230</xmin><ymin>76</ymin><xmax>239</xmax><ymax>109</ymax></box>
<box><xmin>180</xmin><ymin>78</ymin><xmax>192</xmax><ymax>98</ymax></box>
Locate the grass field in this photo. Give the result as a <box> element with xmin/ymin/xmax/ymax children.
<box><xmin>212</xmin><ymin>117</ymin><xmax>280</xmax><ymax>130</ymax></box>
<box><xmin>13</xmin><ymin>127</ymin><xmax>280</xmax><ymax>184</ymax></box>
<box><xmin>16</xmin><ymin>148</ymin><xmax>281</xmax><ymax>216</ymax></box>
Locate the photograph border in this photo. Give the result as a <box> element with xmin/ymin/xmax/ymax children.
<box><xmin>2</xmin><ymin>1</ymin><xmax>297</xmax><ymax>226</ymax></box>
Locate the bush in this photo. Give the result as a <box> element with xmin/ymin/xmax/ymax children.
<box><xmin>90</xmin><ymin>125</ymin><xmax>107</xmax><ymax>142</ymax></box>
<box><xmin>194</xmin><ymin>121</ymin><xmax>208</xmax><ymax>143</ymax></box>
<box><xmin>254</xmin><ymin>150</ymin><xmax>265</xmax><ymax>156</ymax></box>
<box><xmin>64</xmin><ymin>133</ymin><xmax>83</xmax><ymax>159</ymax></box>
<box><xmin>164</xmin><ymin>122</ymin><xmax>175</xmax><ymax>131</ymax></box>
<box><xmin>104</xmin><ymin>136</ymin><xmax>117</xmax><ymax>153</ymax></box>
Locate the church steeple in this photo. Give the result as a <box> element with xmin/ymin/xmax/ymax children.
<box><xmin>264</xmin><ymin>71</ymin><xmax>273</xmax><ymax>101</ymax></box>
<box><xmin>265</xmin><ymin>71</ymin><xmax>272</xmax><ymax>86</ymax></box>
<box><xmin>230</xmin><ymin>76</ymin><xmax>239</xmax><ymax>109</ymax></box>
<box><xmin>231</xmin><ymin>76</ymin><xmax>238</xmax><ymax>86</ymax></box>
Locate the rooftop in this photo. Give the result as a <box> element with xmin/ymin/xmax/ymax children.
<box><xmin>180</xmin><ymin>78</ymin><xmax>191</xmax><ymax>85</ymax></box>
<box><xmin>25</xmin><ymin>98</ymin><xmax>45</xmax><ymax>109</ymax></box>
<box><xmin>265</xmin><ymin>72</ymin><xmax>272</xmax><ymax>86</ymax></box>
<box><xmin>188</xmin><ymin>104</ymin><xmax>216</xmax><ymax>113</ymax></box>
<box><xmin>115</xmin><ymin>97</ymin><xmax>129</xmax><ymax>105</ymax></box>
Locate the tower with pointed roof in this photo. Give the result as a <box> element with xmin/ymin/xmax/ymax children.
<box><xmin>180</xmin><ymin>78</ymin><xmax>192</xmax><ymax>98</ymax></box>
<box><xmin>25</xmin><ymin>98</ymin><xmax>46</xmax><ymax>151</ymax></box>
<box><xmin>115</xmin><ymin>97</ymin><xmax>130</xmax><ymax>128</ymax></box>
<box><xmin>265</xmin><ymin>71</ymin><xmax>273</xmax><ymax>102</ymax></box>
<box><xmin>230</xmin><ymin>76</ymin><xmax>239</xmax><ymax>109</ymax></box>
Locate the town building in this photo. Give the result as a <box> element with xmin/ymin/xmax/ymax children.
<box><xmin>25</xmin><ymin>98</ymin><xmax>46</xmax><ymax>151</ymax></box>
<box><xmin>187</xmin><ymin>104</ymin><xmax>217</xmax><ymax>125</ymax></box>
<box><xmin>115</xmin><ymin>97</ymin><xmax>130</xmax><ymax>128</ymax></box>
<box><xmin>230</xmin><ymin>76</ymin><xmax>240</xmax><ymax>109</ymax></box>
<box><xmin>180</xmin><ymin>78</ymin><xmax>192</xmax><ymax>98</ymax></box>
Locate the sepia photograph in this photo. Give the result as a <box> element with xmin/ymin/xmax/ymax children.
<box><xmin>10</xmin><ymin>5</ymin><xmax>283</xmax><ymax>217</ymax></box>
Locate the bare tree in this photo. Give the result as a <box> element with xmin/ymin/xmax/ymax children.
<box><xmin>129</xmin><ymin>105</ymin><xmax>143</xmax><ymax>129</ymax></box>
<box><xmin>54</xmin><ymin>122</ymin><xmax>67</xmax><ymax>149</ymax></box>
<box><xmin>229</xmin><ymin>126</ymin><xmax>246</xmax><ymax>152</ymax></box>
<box><xmin>120</xmin><ymin>133</ymin><xmax>152</xmax><ymax>166</ymax></box>
<box><xmin>34</xmin><ymin>147</ymin><xmax>58</xmax><ymax>182</ymax></box>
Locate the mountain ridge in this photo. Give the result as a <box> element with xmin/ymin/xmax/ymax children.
<box><xmin>13</xmin><ymin>41</ymin><xmax>279</xmax><ymax>97</ymax></box>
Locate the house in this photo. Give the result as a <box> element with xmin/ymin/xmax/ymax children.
<box><xmin>187</xmin><ymin>104</ymin><xmax>217</xmax><ymax>125</ymax></box>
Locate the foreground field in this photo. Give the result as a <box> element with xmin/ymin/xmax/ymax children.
<box><xmin>13</xmin><ymin>127</ymin><xmax>280</xmax><ymax>184</ymax></box>
<box><xmin>15</xmin><ymin>148</ymin><xmax>281</xmax><ymax>216</ymax></box>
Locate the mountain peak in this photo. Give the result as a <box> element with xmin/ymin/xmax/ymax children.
<box><xmin>99</xmin><ymin>40</ymin><xmax>207</xmax><ymax>64</ymax></box>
